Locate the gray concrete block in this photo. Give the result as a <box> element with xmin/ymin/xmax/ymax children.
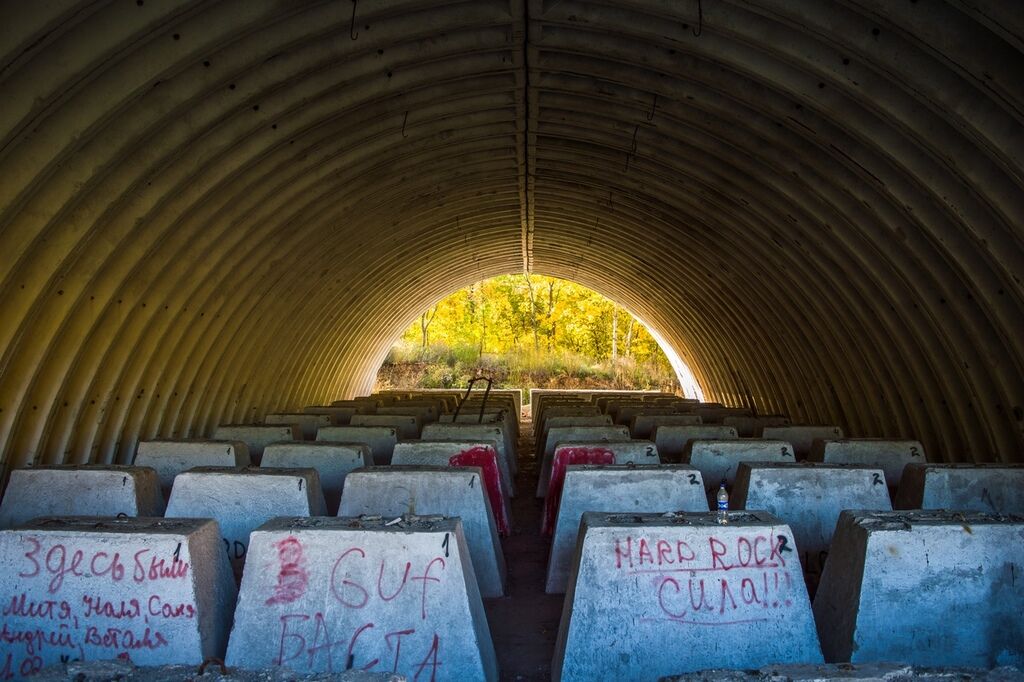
<box><xmin>630</xmin><ymin>414</ymin><xmax>702</xmax><ymax>439</ymax></box>
<box><xmin>440</xmin><ymin>410</ymin><xmax>520</xmax><ymax>468</ymax></box>
<box><xmin>731</xmin><ymin>463</ymin><xmax>892</xmax><ymax>590</ymax></box>
<box><xmin>304</xmin><ymin>405</ymin><xmax>358</xmax><ymax>424</ymax></box>
<box><xmin>809</xmin><ymin>439</ymin><xmax>926</xmax><ymax>489</ymax></box>
<box><xmin>339</xmin><ymin>467</ymin><xmax>507</xmax><ymax>597</ymax></box>
<box><xmin>376</xmin><ymin>405</ymin><xmax>438</xmax><ymax>423</ymax></box>
<box><xmin>536</xmin><ymin>426</ymin><xmax>632</xmax><ymax>498</ymax></box>
<box><xmin>553</xmin><ymin>511</ymin><xmax>822</xmax><ymax>679</ymax></box>
<box><xmin>330</xmin><ymin>400</ymin><xmax>378</xmax><ymax>414</ymax></box>
<box><xmin>134</xmin><ymin>439</ymin><xmax>250</xmax><ymax>497</ymax></box>
<box><xmin>614</xmin><ymin>406</ymin><xmax>677</xmax><ymax>426</ymax></box>
<box><xmin>165</xmin><ymin>467</ymin><xmax>325</xmax><ymax>581</ymax></box>
<box><xmin>0</xmin><ymin>516</ymin><xmax>237</xmax><ymax>672</ymax></box>
<box><xmin>422</xmin><ymin>423</ymin><xmax>516</xmax><ymax>485</ymax></box>
<box><xmin>224</xmin><ymin>516</ymin><xmax>498</xmax><ymax>680</ymax></box>
<box><xmin>0</xmin><ymin>465</ymin><xmax>165</xmax><ymax>529</ymax></box>
<box><xmin>538</xmin><ymin>440</ymin><xmax>661</xmax><ymax>498</ymax></box>
<box><xmin>536</xmin><ymin>415</ymin><xmax>613</xmax><ymax>453</ymax></box>
<box><xmin>261</xmin><ymin>442</ymin><xmax>371</xmax><ymax>515</ymax></box>
<box><xmin>653</xmin><ymin>425</ymin><xmax>739</xmax><ymax>462</ymax></box>
<box><xmin>682</xmin><ymin>439</ymin><xmax>796</xmax><ymax>499</ymax></box>
<box><xmin>813</xmin><ymin>510</ymin><xmax>1024</xmax><ymax>667</ymax></box>
<box><xmin>723</xmin><ymin>416</ymin><xmax>792</xmax><ymax>437</ymax></box>
<box><xmin>760</xmin><ymin>426</ymin><xmax>843</xmax><ymax>460</ymax></box>
<box><xmin>265</xmin><ymin>413</ymin><xmax>333</xmax><ymax>440</ymax></box>
<box><xmin>34</xmin><ymin>662</ymin><xmax>407</xmax><ymax>681</ymax></box>
<box><xmin>213</xmin><ymin>425</ymin><xmax>300</xmax><ymax>464</ymax></box>
<box><xmin>390</xmin><ymin>442</ymin><xmax>512</xmax><ymax>527</ymax></box>
<box><xmin>350</xmin><ymin>414</ymin><xmax>422</xmax><ymax>440</ymax></box>
<box><xmin>697</xmin><ymin>407</ymin><xmax>754</xmax><ymax>423</ymax></box>
<box><xmin>894</xmin><ymin>464</ymin><xmax>1024</xmax><ymax>513</ymax></box>
<box><xmin>544</xmin><ymin>465</ymin><xmax>707</xmax><ymax>593</ymax></box>
<box><xmin>317</xmin><ymin>426</ymin><xmax>398</xmax><ymax>465</ymax></box>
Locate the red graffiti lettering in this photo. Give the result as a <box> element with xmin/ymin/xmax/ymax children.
<box><xmin>330</xmin><ymin>548</ymin><xmax>369</xmax><ymax>608</ymax></box>
<box><xmin>266</xmin><ymin>537</ymin><xmax>309</xmax><ymax>606</ymax></box>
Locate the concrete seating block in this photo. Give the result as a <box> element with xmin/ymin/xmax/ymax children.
<box><xmin>339</xmin><ymin>467</ymin><xmax>507</xmax><ymax>597</ymax></box>
<box><xmin>377</xmin><ymin>405</ymin><xmax>438</xmax><ymax>424</ymax></box>
<box><xmin>441</xmin><ymin>411</ymin><xmax>520</xmax><ymax>467</ymax></box>
<box><xmin>539</xmin><ymin>440</ymin><xmax>661</xmax><ymax>499</ymax></box>
<box><xmin>0</xmin><ymin>466</ymin><xmax>165</xmax><ymax>530</ymax></box>
<box><xmin>630</xmin><ymin>414</ymin><xmax>702</xmax><ymax>439</ymax></box>
<box><xmin>614</xmin><ymin>406</ymin><xmax>677</xmax><ymax>426</ymax></box>
<box><xmin>134</xmin><ymin>440</ymin><xmax>250</xmax><ymax>497</ymax></box>
<box><xmin>212</xmin><ymin>425</ymin><xmax>300</xmax><ymax>464</ymax></box>
<box><xmin>760</xmin><ymin>425</ymin><xmax>843</xmax><ymax>460</ymax></box>
<box><xmin>809</xmin><ymin>439</ymin><xmax>925</xmax><ymax>489</ymax></box>
<box><xmin>317</xmin><ymin>426</ymin><xmax>398</xmax><ymax>465</ymax></box>
<box><xmin>697</xmin><ymin>407</ymin><xmax>753</xmax><ymax>424</ymax></box>
<box><xmin>304</xmin><ymin>405</ymin><xmax>358</xmax><ymax>424</ymax></box>
<box><xmin>813</xmin><ymin>510</ymin><xmax>1024</xmax><ymax>666</ymax></box>
<box><xmin>224</xmin><ymin>516</ymin><xmax>498</xmax><ymax>680</ymax></box>
<box><xmin>544</xmin><ymin>465</ymin><xmax>707</xmax><ymax>593</ymax></box>
<box><xmin>682</xmin><ymin>439</ymin><xmax>796</xmax><ymax>505</ymax></box>
<box><xmin>350</xmin><ymin>414</ymin><xmax>422</xmax><ymax>440</ymax></box>
<box><xmin>422</xmin><ymin>423</ymin><xmax>516</xmax><ymax>485</ymax></box>
<box><xmin>536</xmin><ymin>415</ymin><xmax>613</xmax><ymax>453</ymax></box>
<box><xmin>261</xmin><ymin>442</ymin><xmax>371</xmax><ymax>515</ymax></box>
<box><xmin>265</xmin><ymin>413</ymin><xmax>333</xmax><ymax>440</ymax></box>
<box><xmin>723</xmin><ymin>416</ymin><xmax>791</xmax><ymax>437</ymax></box>
<box><xmin>165</xmin><ymin>467</ymin><xmax>325</xmax><ymax>580</ymax></box>
<box><xmin>391</xmin><ymin>442</ymin><xmax>511</xmax><ymax>530</ymax></box>
<box><xmin>653</xmin><ymin>425</ymin><xmax>738</xmax><ymax>463</ymax></box>
<box><xmin>0</xmin><ymin>516</ymin><xmax>236</xmax><ymax>672</ymax></box>
<box><xmin>894</xmin><ymin>463</ymin><xmax>1024</xmax><ymax>513</ymax></box>
<box><xmin>330</xmin><ymin>400</ymin><xmax>378</xmax><ymax>414</ymax></box>
<box><xmin>553</xmin><ymin>511</ymin><xmax>822</xmax><ymax>679</ymax></box>
<box><xmin>536</xmin><ymin>426</ymin><xmax>632</xmax><ymax>498</ymax></box>
<box><xmin>731</xmin><ymin>463</ymin><xmax>892</xmax><ymax>591</ymax></box>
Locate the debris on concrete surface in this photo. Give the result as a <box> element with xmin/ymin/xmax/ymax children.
<box><xmin>660</xmin><ymin>663</ymin><xmax>1024</xmax><ymax>681</ymax></box>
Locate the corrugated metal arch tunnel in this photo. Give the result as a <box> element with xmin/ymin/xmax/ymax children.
<box><xmin>0</xmin><ymin>0</ymin><xmax>1022</xmax><ymax>474</ymax></box>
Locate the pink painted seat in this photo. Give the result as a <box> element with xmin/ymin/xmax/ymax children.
<box><xmin>542</xmin><ymin>446</ymin><xmax>616</xmax><ymax>535</ymax></box>
<box><xmin>449</xmin><ymin>446</ymin><xmax>510</xmax><ymax>535</ymax></box>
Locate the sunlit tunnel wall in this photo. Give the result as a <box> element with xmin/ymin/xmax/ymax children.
<box><xmin>0</xmin><ymin>1</ymin><xmax>1022</xmax><ymax>481</ymax></box>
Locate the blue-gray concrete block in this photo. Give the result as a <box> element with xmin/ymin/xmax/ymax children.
<box><xmin>536</xmin><ymin>426</ymin><xmax>632</xmax><ymax>497</ymax></box>
<box><xmin>536</xmin><ymin>415</ymin><xmax>613</xmax><ymax>453</ymax></box>
<box><xmin>317</xmin><ymin>426</ymin><xmax>398</xmax><ymax>465</ymax></box>
<box><xmin>544</xmin><ymin>465</ymin><xmax>707</xmax><ymax>593</ymax></box>
<box><xmin>630</xmin><ymin>414</ymin><xmax>702</xmax><ymax>439</ymax></box>
<box><xmin>304</xmin><ymin>405</ymin><xmax>357</xmax><ymax>424</ymax></box>
<box><xmin>682</xmin><ymin>439</ymin><xmax>796</xmax><ymax>502</ymax></box>
<box><xmin>894</xmin><ymin>464</ymin><xmax>1024</xmax><ymax>513</ymax></box>
<box><xmin>760</xmin><ymin>426</ymin><xmax>843</xmax><ymax>460</ymax></box>
<box><xmin>722</xmin><ymin>416</ymin><xmax>791</xmax><ymax>437</ymax></box>
<box><xmin>0</xmin><ymin>465</ymin><xmax>165</xmax><ymax>529</ymax></box>
<box><xmin>731</xmin><ymin>463</ymin><xmax>892</xmax><ymax>589</ymax></box>
<box><xmin>0</xmin><ymin>516</ymin><xmax>236</xmax><ymax>672</ymax></box>
<box><xmin>265</xmin><ymin>413</ymin><xmax>333</xmax><ymax>440</ymax></box>
<box><xmin>391</xmin><ymin>440</ymin><xmax>514</xmax><ymax>501</ymax></box>
<box><xmin>134</xmin><ymin>440</ymin><xmax>250</xmax><ymax>497</ymax></box>
<box><xmin>339</xmin><ymin>467</ymin><xmax>507</xmax><ymax>598</ymax></box>
<box><xmin>350</xmin><ymin>414</ymin><xmax>422</xmax><ymax>440</ymax></box>
<box><xmin>808</xmin><ymin>439</ymin><xmax>926</xmax><ymax>489</ymax></box>
<box><xmin>261</xmin><ymin>442</ymin><xmax>370</xmax><ymax>515</ymax></box>
<box><xmin>422</xmin><ymin>423</ymin><xmax>516</xmax><ymax>483</ymax></box>
<box><xmin>213</xmin><ymin>425</ymin><xmax>300</xmax><ymax>464</ymax></box>
<box><xmin>653</xmin><ymin>425</ymin><xmax>739</xmax><ymax>462</ymax></box>
<box><xmin>553</xmin><ymin>511</ymin><xmax>822</xmax><ymax>679</ymax></box>
<box><xmin>377</xmin><ymin>405</ymin><xmax>438</xmax><ymax>423</ymax></box>
<box><xmin>165</xmin><ymin>467</ymin><xmax>325</xmax><ymax>581</ymax></box>
<box><xmin>225</xmin><ymin>517</ymin><xmax>498</xmax><ymax>680</ymax></box>
<box><xmin>813</xmin><ymin>510</ymin><xmax>1024</xmax><ymax>667</ymax></box>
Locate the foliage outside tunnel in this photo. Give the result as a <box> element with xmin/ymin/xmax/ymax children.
<box><xmin>374</xmin><ymin>275</ymin><xmax>680</xmax><ymax>399</ymax></box>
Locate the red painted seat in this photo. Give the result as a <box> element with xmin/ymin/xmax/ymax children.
<box><xmin>449</xmin><ymin>445</ymin><xmax>510</xmax><ymax>535</ymax></box>
<box><xmin>542</xmin><ymin>446</ymin><xmax>615</xmax><ymax>535</ymax></box>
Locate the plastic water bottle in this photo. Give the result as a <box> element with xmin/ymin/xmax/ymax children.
<box><xmin>716</xmin><ymin>479</ymin><xmax>729</xmax><ymax>525</ymax></box>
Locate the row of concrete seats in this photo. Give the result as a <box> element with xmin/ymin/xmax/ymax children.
<box><xmin>553</xmin><ymin>508</ymin><xmax>1024</xmax><ymax>678</ymax></box>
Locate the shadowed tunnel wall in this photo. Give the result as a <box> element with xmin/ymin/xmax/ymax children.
<box><xmin>0</xmin><ymin>0</ymin><xmax>1022</xmax><ymax>476</ymax></box>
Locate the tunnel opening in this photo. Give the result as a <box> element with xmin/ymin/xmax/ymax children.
<box><xmin>372</xmin><ymin>273</ymin><xmax>705</xmax><ymax>405</ymax></box>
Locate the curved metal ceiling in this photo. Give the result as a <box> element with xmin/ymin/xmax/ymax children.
<box><xmin>0</xmin><ymin>0</ymin><xmax>1021</xmax><ymax>473</ymax></box>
